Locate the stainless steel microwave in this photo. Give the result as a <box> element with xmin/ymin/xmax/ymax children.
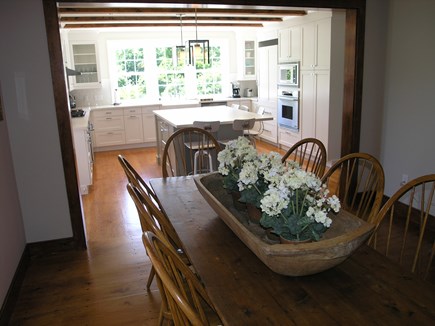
<box><xmin>278</xmin><ymin>62</ymin><xmax>299</xmax><ymax>86</ymax></box>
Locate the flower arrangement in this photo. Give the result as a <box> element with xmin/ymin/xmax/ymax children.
<box><xmin>217</xmin><ymin>136</ymin><xmax>258</xmax><ymax>193</ymax></box>
<box><xmin>217</xmin><ymin>137</ymin><xmax>341</xmax><ymax>242</ymax></box>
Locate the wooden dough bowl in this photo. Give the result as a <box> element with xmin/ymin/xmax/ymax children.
<box><xmin>194</xmin><ymin>173</ymin><xmax>375</xmax><ymax>276</ymax></box>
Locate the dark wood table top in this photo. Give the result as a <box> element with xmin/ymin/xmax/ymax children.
<box><xmin>150</xmin><ymin>176</ymin><xmax>435</xmax><ymax>325</ymax></box>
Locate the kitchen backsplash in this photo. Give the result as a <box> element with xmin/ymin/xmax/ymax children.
<box><xmin>70</xmin><ymin>78</ymin><xmax>258</xmax><ymax>108</ymax></box>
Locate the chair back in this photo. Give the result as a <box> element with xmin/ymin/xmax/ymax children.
<box><xmin>281</xmin><ymin>138</ymin><xmax>327</xmax><ymax>178</ymax></box>
<box><xmin>321</xmin><ymin>152</ymin><xmax>385</xmax><ymax>224</ymax></box>
<box><xmin>239</xmin><ymin>105</ymin><xmax>249</xmax><ymax>111</ymax></box>
<box><xmin>127</xmin><ymin>183</ymin><xmax>188</xmax><ymax>258</ymax></box>
<box><xmin>370</xmin><ymin>174</ymin><xmax>435</xmax><ymax>281</ymax></box>
<box><xmin>143</xmin><ymin>231</ymin><xmax>222</xmax><ymax>326</ymax></box>
<box><xmin>118</xmin><ymin>154</ymin><xmax>161</xmax><ymax>209</ymax></box>
<box><xmin>232</xmin><ymin>119</ymin><xmax>255</xmax><ymax>132</ymax></box>
<box><xmin>193</xmin><ymin>121</ymin><xmax>220</xmax><ymax>133</ymax></box>
<box><xmin>162</xmin><ymin>127</ymin><xmax>222</xmax><ymax>177</ymax></box>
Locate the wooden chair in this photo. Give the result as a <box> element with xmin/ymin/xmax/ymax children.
<box><xmin>321</xmin><ymin>152</ymin><xmax>385</xmax><ymax>224</ymax></box>
<box><xmin>117</xmin><ymin>154</ymin><xmax>162</xmax><ymax>209</ymax></box>
<box><xmin>143</xmin><ymin>231</ymin><xmax>222</xmax><ymax>326</ymax></box>
<box><xmin>281</xmin><ymin>137</ymin><xmax>327</xmax><ymax>178</ymax></box>
<box><xmin>126</xmin><ymin>182</ymin><xmax>193</xmax><ymax>287</ymax></box>
<box><xmin>162</xmin><ymin>127</ymin><xmax>222</xmax><ymax>177</ymax></box>
<box><xmin>369</xmin><ymin>174</ymin><xmax>435</xmax><ymax>282</ymax></box>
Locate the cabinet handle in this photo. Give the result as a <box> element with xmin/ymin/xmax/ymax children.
<box><xmin>129</xmin><ymin>116</ymin><xmax>138</xmax><ymax>118</ymax></box>
<box><xmin>105</xmin><ymin>117</ymin><xmax>112</xmax><ymax>120</ymax></box>
<box><xmin>105</xmin><ymin>112</ymin><xmax>112</xmax><ymax>115</ymax></box>
<box><xmin>264</xmin><ymin>111</ymin><xmax>272</xmax><ymax>115</ymax></box>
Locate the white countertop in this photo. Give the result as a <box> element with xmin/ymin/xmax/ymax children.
<box><xmin>81</xmin><ymin>97</ymin><xmax>256</xmax><ymax>111</ymax></box>
<box><xmin>153</xmin><ymin>105</ymin><xmax>272</xmax><ymax>128</ymax></box>
<box><xmin>70</xmin><ymin>108</ymin><xmax>91</xmax><ymax>130</ymax></box>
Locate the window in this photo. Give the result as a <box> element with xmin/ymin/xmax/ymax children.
<box><xmin>109</xmin><ymin>40</ymin><xmax>227</xmax><ymax>101</ymax></box>
<box><xmin>156</xmin><ymin>47</ymin><xmax>185</xmax><ymax>98</ymax></box>
<box><xmin>195</xmin><ymin>46</ymin><xmax>222</xmax><ymax>96</ymax></box>
<box><xmin>114</xmin><ymin>47</ymin><xmax>146</xmax><ymax>100</ymax></box>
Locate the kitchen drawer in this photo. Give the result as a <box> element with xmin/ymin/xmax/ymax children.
<box><xmin>92</xmin><ymin>109</ymin><xmax>123</xmax><ymax>118</ymax></box>
<box><xmin>278</xmin><ymin>127</ymin><xmax>301</xmax><ymax>148</ymax></box>
<box><xmin>94</xmin><ymin>130</ymin><xmax>125</xmax><ymax>147</ymax></box>
<box><xmin>123</xmin><ymin>107</ymin><xmax>142</xmax><ymax>115</ymax></box>
<box><xmin>93</xmin><ymin>116</ymin><xmax>124</xmax><ymax>131</ymax></box>
<box><xmin>260</xmin><ymin>120</ymin><xmax>277</xmax><ymax>143</ymax></box>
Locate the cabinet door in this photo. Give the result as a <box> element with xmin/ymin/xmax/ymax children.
<box><xmin>257</xmin><ymin>45</ymin><xmax>277</xmax><ymax>103</ymax></box>
<box><xmin>301</xmin><ymin>19</ymin><xmax>331</xmax><ymax>70</ymax></box>
<box><xmin>124</xmin><ymin>114</ymin><xmax>143</xmax><ymax>144</ymax></box>
<box><xmin>300</xmin><ymin>71</ymin><xmax>316</xmax><ymax>139</ymax></box>
<box><xmin>278</xmin><ymin>27</ymin><xmax>301</xmax><ymax>63</ymax></box>
<box><xmin>70</xmin><ymin>42</ymin><xmax>101</xmax><ymax>88</ymax></box>
<box><xmin>244</xmin><ymin>40</ymin><xmax>256</xmax><ymax>78</ymax></box>
<box><xmin>142</xmin><ymin>112</ymin><xmax>156</xmax><ymax>142</ymax></box>
<box><xmin>300</xmin><ymin>70</ymin><xmax>330</xmax><ymax>146</ymax></box>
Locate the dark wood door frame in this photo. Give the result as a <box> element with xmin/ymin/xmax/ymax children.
<box><xmin>42</xmin><ymin>0</ymin><xmax>366</xmax><ymax>249</ymax></box>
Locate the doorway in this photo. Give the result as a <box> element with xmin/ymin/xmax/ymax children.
<box><xmin>43</xmin><ymin>0</ymin><xmax>365</xmax><ymax>249</ymax></box>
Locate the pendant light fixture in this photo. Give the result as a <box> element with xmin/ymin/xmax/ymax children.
<box><xmin>188</xmin><ymin>8</ymin><xmax>210</xmax><ymax>66</ymax></box>
<box><xmin>175</xmin><ymin>14</ymin><xmax>186</xmax><ymax>66</ymax></box>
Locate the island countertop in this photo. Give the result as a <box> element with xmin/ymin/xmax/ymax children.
<box><xmin>153</xmin><ymin>105</ymin><xmax>272</xmax><ymax>128</ymax></box>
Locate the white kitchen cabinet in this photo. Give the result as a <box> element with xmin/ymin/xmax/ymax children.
<box><xmin>300</xmin><ymin>70</ymin><xmax>330</xmax><ymax>149</ymax></box>
<box><xmin>257</xmin><ymin>42</ymin><xmax>278</xmax><ymax>144</ymax></box>
<box><xmin>278</xmin><ymin>26</ymin><xmax>301</xmax><ymax>63</ymax></box>
<box><xmin>124</xmin><ymin>107</ymin><xmax>143</xmax><ymax>144</ymax></box>
<box><xmin>255</xmin><ymin>103</ymin><xmax>277</xmax><ymax>144</ymax></box>
<box><xmin>72</xmin><ymin>127</ymin><xmax>93</xmax><ymax>195</ymax></box>
<box><xmin>243</xmin><ymin>40</ymin><xmax>256</xmax><ymax>79</ymax></box>
<box><xmin>257</xmin><ymin>44</ymin><xmax>278</xmax><ymax>105</ymax></box>
<box><xmin>142</xmin><ymin>105</ymin><xmax>160</xmax><ymax>143</ymax></box>
<box><xmin>92</xmin><ymin>109</ymin><xmax>125</xmax><ymax>147</ymax></box>
<box><xmin>278</xmin><ymin>127</ymin><xmax>301</xmax><ymax>148</ymax></box>
<box><xmin>301</xmin><ymin>18</ymin><xmax>331</xmax><ymax>71</ymax></box>
<box><xmin>70</xmin><ymin>42</ymin><xmax>101</xmax><ymax>88</ymax></box>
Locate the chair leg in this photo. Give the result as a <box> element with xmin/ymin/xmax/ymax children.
<box><xmin>147</xmin><ymin>265</ymin><xmax>155</xmax><ymax>289</ymax></box>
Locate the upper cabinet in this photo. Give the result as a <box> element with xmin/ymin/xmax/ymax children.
<box><xmin>278</xmin><ymin>26</ymin><xmax>301</xmax><ymax>63</ymax></box>
<box><xmin>243</xmin><ymin>40</ymin><xmax>256</xmax><ymax>78</ymax></box>
<box><xmin>70</xmin><ymin>42</ymin><xmax>101</xmax><ymax>89</ymax></box>
<box><xmin>301</xmin><ymin>18</ymin><xmax>331</xmax><ymax>71</ymax></box>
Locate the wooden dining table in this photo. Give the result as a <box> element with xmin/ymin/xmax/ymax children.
<box><xmin>150</xmin><ymin>176</ymin><xmax>435</xmax><ymax>325</ymax></box>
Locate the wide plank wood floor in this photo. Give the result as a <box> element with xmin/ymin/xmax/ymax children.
<box><xmin>9</xmin><ymin>140</ymin><xmax>284</xmax><ymax>325</ymax></box>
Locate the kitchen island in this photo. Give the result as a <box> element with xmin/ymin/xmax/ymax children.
<box><xmin>154</xmin><ymin>105</ymin><xmax>272</xmax><ymax>163</ymax></box>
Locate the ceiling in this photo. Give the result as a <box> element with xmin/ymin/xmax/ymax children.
<box><xmin>58</xmin><ymin>3</ymin><xmax>312</xmax><ymax>29</ymax></box>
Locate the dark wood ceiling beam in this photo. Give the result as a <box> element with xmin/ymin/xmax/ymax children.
<box><xmin>63</xmin><ymin>22</ymin><xmax>264</xmax><ymax>28</ymax></box>
<box><xmin>60</xmin><ymin>16</ymin><xmax>282</xmax><ymax>22</ymax></box>
<box><xmin>58</xmin><ymin>7</ymin><xmax>307</xmax><ymax>16</ymax></box>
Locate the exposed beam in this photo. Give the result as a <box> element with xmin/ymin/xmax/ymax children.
<box><xmin>58</xmin><ymin>7</ymin><xmax>307</xmax><ymax>16</ymax></box>
<box><xmin>63</xmin><ymin>22</ymin><xmax>264</xmax><ymax>28</ymax></box>
<box><xmin>60</xmin><ymin>16</ymin><xmax>283</xmax><ymax>22</ymax></box>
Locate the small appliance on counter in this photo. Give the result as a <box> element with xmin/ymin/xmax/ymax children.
<box><xmin>69</xmin><ymin>94</ymin><xmax>76</xmax><ymax>109</ymax></box>
<box><xmin>231</xmin><ymin>82</ymin><xmax>241</xmax><ymax>98</ymax></box>
<box><xmin>244</xmin><ymin>88</ymin><xmax>253</xmax><ymax>97</ymax></box>
<box><xmin>71</xmin><ymin>108</ymin><xmax>86</xmax><ymax>118</ymax></box>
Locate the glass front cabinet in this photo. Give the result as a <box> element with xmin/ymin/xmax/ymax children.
<box><xmin>244</xmin><ymin>40</ymin><xmax>256</xmax><ymax>79</ymax></box>
<box><xmin>70</xmin><ymin>42</ymin><xmax>101</xmax><ymax>88</ymax></box>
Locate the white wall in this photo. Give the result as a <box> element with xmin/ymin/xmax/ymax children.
<box><xmin>0</xmin><ymin>91</ymin><xmax>26</xmax><ymax>308</ymax></box>
<box><xmin>378</xmin><ymin>0</ymin><xmax>435</xmax><ymax>195</ymax></box>
<box><xmin>0</xmin><ymin>0</ymin><xmax>73</xmax><ymax>244</ymax></box>
<box><xmin>360</xmin><ymin>0</ymin><xmax>389</xmax><ymax>159</ymax></box>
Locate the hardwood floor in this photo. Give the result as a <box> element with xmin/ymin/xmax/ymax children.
<box><xmin>9</xmin><ymin>140</ymin><xmax>284</xmax><ymax>325</ymax></box>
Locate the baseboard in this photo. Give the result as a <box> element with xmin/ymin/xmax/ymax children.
<box><xmin>0</xmin><ymin>246</ymin><xmax>30</xmax><ymax>326</ymax></box>
<box><xmin>0</xmin><ymin>237</ymin><xmax>78</xmax><ymax>325</ymax></box>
